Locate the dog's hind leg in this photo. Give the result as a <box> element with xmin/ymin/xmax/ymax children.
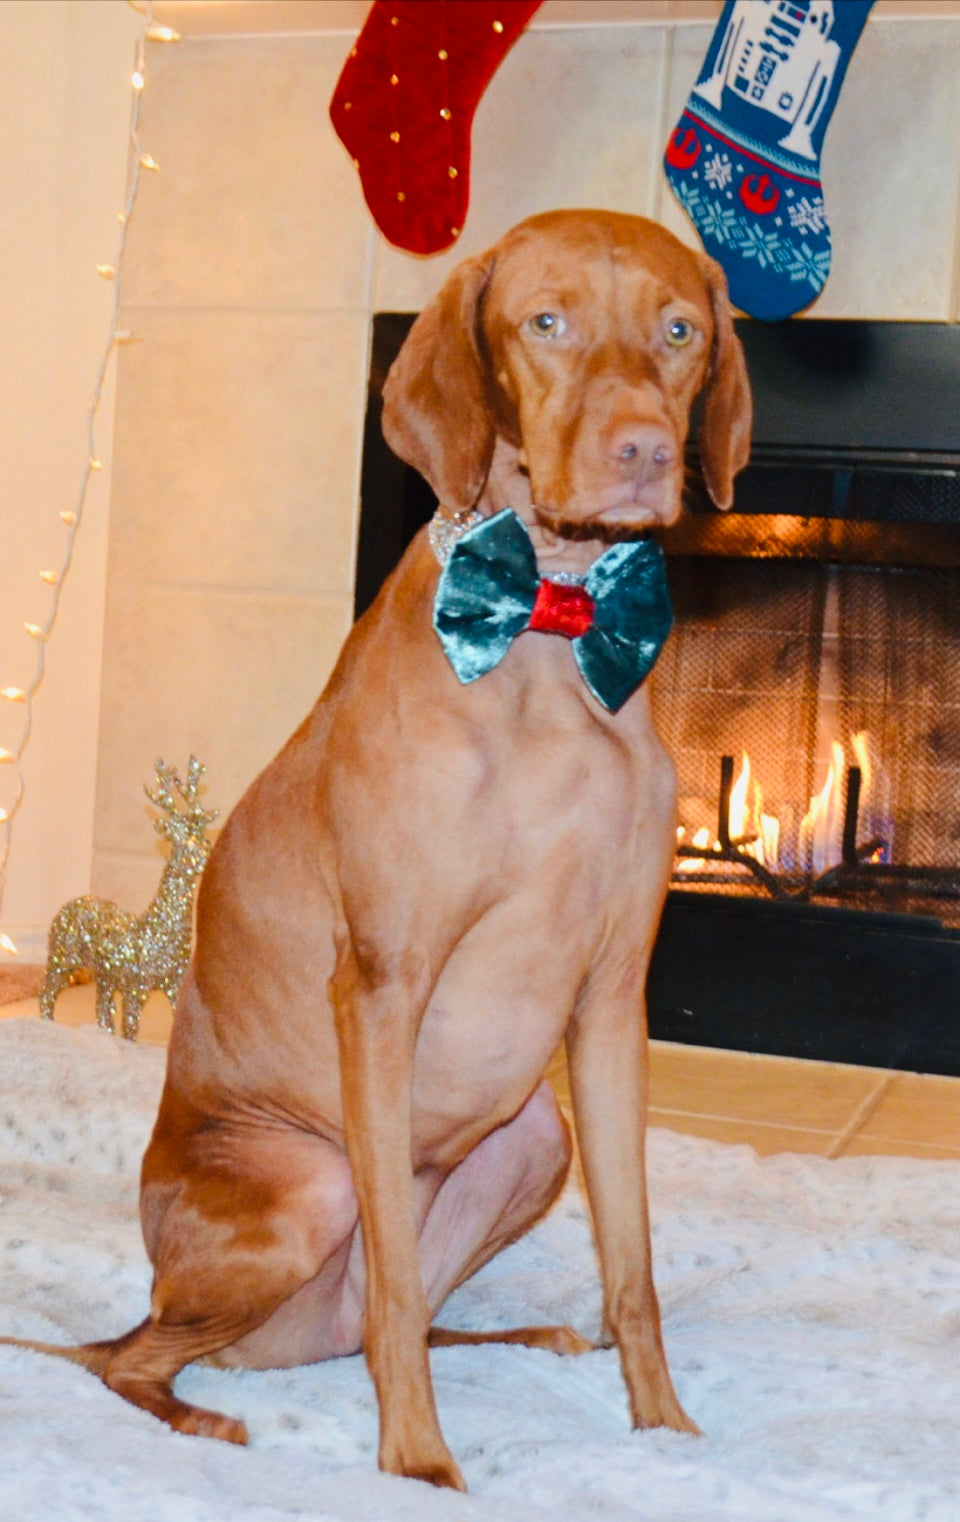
<box><xmin>5</xmin><ymin>1110</ymin><xmax>359</xmax><ymax>1444</ymax></box>
<box><xmin>420</xmin><ymin>1080</ymin><xmax>591</xmax><ymax>1355</ymax></box>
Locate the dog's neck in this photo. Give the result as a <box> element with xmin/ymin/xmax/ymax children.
<box><xmin>476</xmin><ymin>438</ymin><xmax>611</xmax><ymax>581</ymax></box>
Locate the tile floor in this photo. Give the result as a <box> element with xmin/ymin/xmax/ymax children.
<box><xmin>3</xmin><ymin>983</ymin><xmax>960</xmax><ymax>1160</ymax></box>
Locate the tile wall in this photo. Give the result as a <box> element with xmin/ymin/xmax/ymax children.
<box><xmin>92</xmin><ymin>11</ymin><xmax>960</xmax><ymax>907</ymax></box>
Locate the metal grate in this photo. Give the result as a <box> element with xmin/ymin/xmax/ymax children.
<box><xmin>653</xmin><ymin>556</ymin><xmax>960</xmax><ymax>921</ymax></box>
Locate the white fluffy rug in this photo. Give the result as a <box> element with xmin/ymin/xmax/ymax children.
<box><xmin>1</xmin><ymin>1017</ymin><xmax>959</xmax><ymax>1522</ymax></box>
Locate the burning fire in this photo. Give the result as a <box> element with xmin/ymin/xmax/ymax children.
<box><xmin>677</xmin><ymin>732</ymin><xmax>891</xmax><ymax>877</ymax></box>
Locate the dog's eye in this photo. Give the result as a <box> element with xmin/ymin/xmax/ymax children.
<box><xmin>528</xmin><ymin>312</ymin><xmax>564</xmax><ymax>338</ymax></box>
<box><xmin>665</xmin><ymin>317</ymin><xmax>694</xmax><ymax>348</ymax></box>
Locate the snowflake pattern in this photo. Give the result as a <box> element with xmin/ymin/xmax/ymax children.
<box><xmin>665</xmin><ymin>148</ymin><xmax>834</xmax><ymax>310</ymax></box>
<box><xmin>735</xmin><ymin>223</ymin><xmax>783</xmax><ymax>270</ymax></box>
<box><xmin>672</xmin><ymin>180</ymin><xmax>703</xmax><ymax>217</ymax></box>
<box><xmin>782</xmin><ymin>241</ymin><xmax>832</xmax><ymax>291</ymax></box>
<box><xmin>788</xmin><ymin>196</ymin><xmax>828</xmax><ymax>235</ymax></box>
<box><xmin>697</xmin><ymin>200</ymin><xmax>741</xmax><ymax>246</ymax></box>
<box><xmin>703</xmin><ymin>152</ymin><xmax>733</xmax><ymax>191</ymax></box>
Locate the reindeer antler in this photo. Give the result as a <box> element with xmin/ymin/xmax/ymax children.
<box><xmin>145</xmin><ymin>759</ymin><xmax>179</xmax><ymax>817</ymax></box>
<box><xmin>145</xmin><ymin>757</ymin><xmax>219</xmax><ymax>834</ymax></box>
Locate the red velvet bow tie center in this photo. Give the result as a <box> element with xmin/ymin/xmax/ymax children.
<box><xmin>528</xmin><ymin>578</ymin><xmax>596</xmax><ymax>639</ymax></box>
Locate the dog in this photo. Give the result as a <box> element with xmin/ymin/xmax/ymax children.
<box><xmin>4</xmin><ymin>209</ymin><xmax>751</xmax><ymax>1491</ymax></box>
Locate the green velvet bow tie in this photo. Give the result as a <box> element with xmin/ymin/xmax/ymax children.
<box><xmin>432</xmin><ymin>509</ymin><xmax>673</xmax><ymax>713</ymax></box>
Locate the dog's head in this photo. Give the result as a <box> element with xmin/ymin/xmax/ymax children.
<box><xmin>381</xmin><ymin>209</ymin><xmax>752</xmax><ymax>537</ymax></box>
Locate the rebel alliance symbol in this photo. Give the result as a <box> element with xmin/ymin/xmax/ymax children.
<box><xmin>740</xmin><ymin>172</ymin><xmax>780</xmax><ymax>214</ymax></box>
<box><xmin>666</xmin><ymin>125</ymin><xmax>701</xmax><ymax>170</ymax></box>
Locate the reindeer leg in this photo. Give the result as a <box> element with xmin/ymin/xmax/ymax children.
<box><xmin>95</xmin><ymin>981</ymin><xmax>117</xmax><ymax>1034</ymax></box>
<box><xmin>38</xmin><ymin>967</ymin><xmax>69</xmax><ymax>1021</ymax></box>
<box><xmin>122</xmin><ymin>991</ymin><xmax>145</xmax><ymax>1042</ymax></box>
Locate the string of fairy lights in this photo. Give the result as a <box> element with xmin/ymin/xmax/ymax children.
<box><xmin>0</xmin><ymin>2</ymin><xmax>180</xmax><ymax>958</ymax></box>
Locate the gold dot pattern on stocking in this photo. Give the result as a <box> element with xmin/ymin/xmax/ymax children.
<box><xmin>332</xmin><ymin>1</ymin><xmax>543</xmax><ymax>254</ymax></box>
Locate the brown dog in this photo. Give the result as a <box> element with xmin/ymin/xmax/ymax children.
<box><xmin>5</xmin><ymin>210</ymin><xmax>750</xmax><ymax>1491</ymax></box>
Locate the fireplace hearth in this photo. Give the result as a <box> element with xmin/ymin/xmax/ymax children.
<box><xmin>359</xmin><ymin>315</ymin><xmax>960</xmax><ymax>1075</ymax></box>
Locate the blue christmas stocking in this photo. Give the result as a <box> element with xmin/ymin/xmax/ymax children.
<box><xmin>664</xmin><ymin>0</ymin><xmax>873</xmax><ymax>321</ymax></box>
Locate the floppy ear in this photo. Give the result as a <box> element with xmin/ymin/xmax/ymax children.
<box><xmin>381</xmin><ymin>251</ymin><xmax>497</xmax><ymax>514</ymax></box>
<box><xmin>697</xmin><ymin>256</ymin><xmax>752</xmax><ymax>510</ymax></box>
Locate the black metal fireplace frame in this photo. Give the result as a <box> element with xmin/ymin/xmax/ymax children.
<box><xmin>358</xmin><ymin>314</ymin><xmax>960</xmax><ymax>1076</ymax></box>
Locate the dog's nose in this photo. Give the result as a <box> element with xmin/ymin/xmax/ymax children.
<box><xmin>606</xmin><ymin>422</ymin><xmax>676</xmax><ymax>483</ymax></box>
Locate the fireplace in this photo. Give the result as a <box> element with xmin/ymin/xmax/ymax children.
<box><xmin>359</xmin><ymin>316</ymin><xmax>960</xmax><ymax>1076</ymax></box>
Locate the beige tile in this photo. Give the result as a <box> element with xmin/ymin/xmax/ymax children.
<box><xmin>850</xmin><ymin>1071</ymin><xmax>960</xmax><ymax>1152</ymax></box>
<box><xmin>647</xmin><ymin>1040</ymin><xmax>886</xmax><ymax>1133</ymax></box>
<box><xmin>373</xmin><ymin>24</ymin><xmax>669</xmax><ymax>311</ymax></box>
<box><xmin>109</xmin><ymin>309</ymin><xmax>368</xmax><ymax>599</ymax></box>
<box><xmin>94</xmin><ymin>581</ymin><xmax>352</xmax><ymax>856</ymax></box>
<box><xmin>123</xmin><ymin>36</ymin><xmax>373</xmax><ymax>311</ymax></box>
<box><xmin>2</xmin><ymin>985</ymin><xmax>173</xmax><ymax>1046</ymax></box>
<box><xmin>805</xmin><ymin>18</ymin><xmax>960</xmax><ymax>319</ymax></box>
<box><xmin>649</xmin><ymin>1109</ymin><xmax>837</xmax><ymax>1157</ymax></box>
<box><xmin>654</xmin><ymin>23</ymin><xmax>716</xmax><ymax>241</ymax></box>
<box><xmin>657</xmin><ymin>17</ymin><xmax>960</xmax><ymax>320</ymax></box>
<box><xmin>88</xmin><ymin>848</ymin><xmax>183</xmax><ymax>919</ymax></box>
<box><xmin>838</xmin><ymin>1134</ymin><xmax>960</xmax><ymax>1161</ymax></box>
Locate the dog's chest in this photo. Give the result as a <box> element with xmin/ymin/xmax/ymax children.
<box><xmin>409</xmin><ymin>708</ymin><xmax>672</xmax><ymax>1157</ymax></box>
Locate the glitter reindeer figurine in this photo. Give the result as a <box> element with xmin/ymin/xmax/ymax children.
<box><xmin>40</xmin><ymin>757</ymin><xmax>218</xmax><ymax>1040</ymax></box>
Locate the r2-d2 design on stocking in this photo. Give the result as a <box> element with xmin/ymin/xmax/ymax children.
<box><xmin>695</xmin><ymin>0</ymin><xmax>840</xmax><ymax>161</ymax></box>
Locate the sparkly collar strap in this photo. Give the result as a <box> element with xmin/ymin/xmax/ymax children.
<box><xmin>429</xmin><ymin>506</ymin><xmax>673</xmax><ymax>714</ymax></box>
<box><xmin>428</xmin><ymin>506</ymin><xmax>486</xmax><ymax>567</ymax></box>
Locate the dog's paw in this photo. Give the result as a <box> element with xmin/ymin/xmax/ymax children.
<box><xmin>381</xmin><ymin>1436</ymin><xmax>466</xmax><ymax>1491</ymax></box>
<box><xmin>631</xmin><ymin>1390</ymin><xmax>701</xmax><ymax>1437</ymax></box>
<box><xmin>175</xmin><ymin>1407</ymin><xmax>250</xmax><ymax>1446</ymax></box>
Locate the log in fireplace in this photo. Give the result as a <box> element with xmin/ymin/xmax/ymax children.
<box><xmin>358</xmin><ymin>316</ymin><xmax>960</xmax><ymax>1076</ymax></box>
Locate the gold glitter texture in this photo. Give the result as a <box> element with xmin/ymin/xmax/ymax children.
<box><xmin>40</xmin><ymin>757</ymin><xmax>218</xmax><ymax>1040</ymax></box>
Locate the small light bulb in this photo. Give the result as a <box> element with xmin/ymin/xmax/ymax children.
<box><xmin>0</xmin><ymin>933</ymin><xmax>18</xmax><ymax>957</ymax></box>
<box><xmin>114</xmin><ymin>330</ymin><xmax>142</xmax><ymax>345</ymax></box>
<box><xmin>24</xmin><ymin>624</ymin><xmax>44</xmax><ymax>640</ymax></box>
<box><xmin>139</xmin><ymin>154</ymin><xmax>160</xmax><ymax>172</ymax></box>
<box><xmin>1</xmin><ymin>687</ymin><xmax>26</xmax><ymax>703</ymax></box>
<box><xmin>89</xmin><ymin>456</ymin><xmax>103</xmax><ymax>471</ymax></box>
<box><xmin>147</xmin><ymin>22</ymin><xmax>181</xmax><ymax>41</ymax></box>
<box><xmin>96</xmin><ymin>263</ymin><xmax>117</xmax><ymax>280</ymax></box>
<box><xmin>0</xmin><ymin>807</ymin><xmax>7</xmax><ymax>823</ymax></box>
<box><xmin>132</xmin><ymin>69</ymin><xmax>145</xmax><ymax>91</ymax></box>
<box><xmin>38</xmin><ymin>570</ymin><xmax>58</xmax><ymax>585</ymax></box>
<box><xmin>117</xmin><ymin>211</ymin><xmax>127</xmax><ymax>224</ymax></box>
<box><xmin>60</xmin><ymin>511</ymin><xmax>77</xmax><ymax>526</ymax></box>
<box><xmin>0</xmin><ymin>748</ymin><xmax>15</xmax><ymax>763</ymax></box>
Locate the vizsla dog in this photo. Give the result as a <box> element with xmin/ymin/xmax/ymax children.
<box><xmin>5</xmin><ymin>210</ymin><xmax>750</xmax><ymax>1490</ymax></box>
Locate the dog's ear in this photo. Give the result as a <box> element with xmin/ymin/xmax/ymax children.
<box><xmin>697</xmin><ymin>256</ymin><xmax>752</xmax><ymax>510</ymax></box>
<box><xmin>381</xmin><ymin>252</ymin><xmax>497</xmax><ymax>514</ymax></box>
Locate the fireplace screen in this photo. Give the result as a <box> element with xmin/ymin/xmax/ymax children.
<box><xmin>655</xmin><ymin>555</ymin><xmax>960</xmax><ymax>923</ymax></box>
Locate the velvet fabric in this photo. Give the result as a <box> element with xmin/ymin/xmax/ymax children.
<box><xmin>432</xmin><ymin>510</ymin><xmax>673</xmax><ymax>713</ymax></box>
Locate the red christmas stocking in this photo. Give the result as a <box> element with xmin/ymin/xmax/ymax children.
<box><xmin>331</xmin><ymin>0</ymin><xmax>542</xmax><ymax>257</ymax></box>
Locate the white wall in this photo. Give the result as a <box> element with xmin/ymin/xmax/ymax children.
<box><xmin>0</xmin><ymin>0</ymin><xmax>142</xmax><ymax>960</ymax></box>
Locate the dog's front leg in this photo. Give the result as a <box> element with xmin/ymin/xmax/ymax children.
<box><xmin>566</xmin><ymin>948</ymin><xmax>699</xmax><ymax>1437</ymax></box>
<box><xmin>331</xmin><ymin>945</ymin><xmax>465</xmax><ymax>1492</ymax></box>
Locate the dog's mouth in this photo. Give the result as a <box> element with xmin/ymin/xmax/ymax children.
<box><xmin>531</xmin><ymin>483</ymin><xmax>684</xmax><ymax>543</ymax></box>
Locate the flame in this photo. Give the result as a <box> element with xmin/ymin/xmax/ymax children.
<box><xmin>676</xmin><ymin>753</ymin><xmax>779</xmax><ymax>871</ymax></box>
<box><xmin>799</xmin><ymin>739</ymin><xmax>845</xmax><ymax>874</ymax></box>
<box><xmin>728</xmin><ymin>751</ymin><xmax>780</xmax><ymax>869</ymax></box>
<box><xmin>677</xmin><ymin>733</ymin><xmax>890</xmax><ymax>879</ymax></box>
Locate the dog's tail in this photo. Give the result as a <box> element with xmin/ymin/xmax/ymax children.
<box><xmin>0</xmin><ymin>1321</ymin><xmax>146</xmax><ymax>1375</ymax></box>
